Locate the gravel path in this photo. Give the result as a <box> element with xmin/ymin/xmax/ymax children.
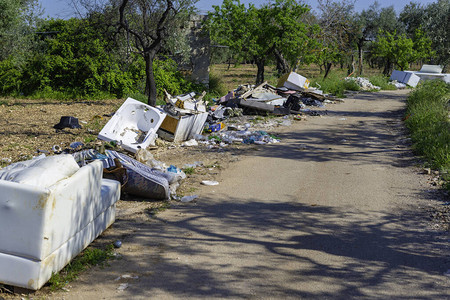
<box><xmin>30</xmin><ymin>90</ymin><xmax>450</xmax><ymax>299</ymax></box>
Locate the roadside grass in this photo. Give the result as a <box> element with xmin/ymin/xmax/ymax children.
<box><xmin>48</xmin><ymin>244</ymin><xmax>115</xmax><ymax>291</ymax></box>
<box><xmin>405</xmin><ymin>80</ymin><xmax>450</xmax><ymax>190</ymax></box>
<box><xmin>368</xmin><ymin>74</ymin><xmax>397</xmax><ymax>90</ymax></box>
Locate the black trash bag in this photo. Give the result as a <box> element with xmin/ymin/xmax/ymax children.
<box><xmin>54</xmin><ymin>116</ymin><xmax>82</xmax><ymax>129</ymax></box>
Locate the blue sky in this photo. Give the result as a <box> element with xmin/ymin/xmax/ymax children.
<box><xmin>39</xmin><ymin>0</ymin><xmax>439</xmax><ymax>19</ymax></box>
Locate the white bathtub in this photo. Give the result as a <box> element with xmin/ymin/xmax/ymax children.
<box><xmin>98</xmin><ymin>98</ymin><xmax>167</xmax><ymax>153</ymax></box>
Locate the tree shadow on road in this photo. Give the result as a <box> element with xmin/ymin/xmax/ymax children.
<box><xmin>86</xmin><ymin>195</ymin><xmax>449</xmax><ymax>299</ymax></box>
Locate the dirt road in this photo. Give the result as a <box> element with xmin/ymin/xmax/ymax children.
<box><xmin>46</xmin><ymin>90</ymin><xmax>449</xmax><ymax>299</ymax></box>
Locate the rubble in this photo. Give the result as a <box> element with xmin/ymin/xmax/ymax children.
<box><xmin>345</xmin><ymin>77</ymin><xmax>380</xmax><ymax>91</ymax></box>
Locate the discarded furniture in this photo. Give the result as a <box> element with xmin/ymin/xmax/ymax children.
<box><xmin>157</xmin><ymin>112</ymin><xmax>208</xmax><ymax>143</ymax></box>
<box><xmin>98</xmin><ymin>98</ymin><xmax>167</xmax><ymax>153</ymax></box>
<box><xmin>410</xmin><ymin>64</ymin><xmax>450</xmax><ymax>83</ymax></box>
<box><xmin>390</xmin><ymin>70</ymin><xmax>420</xmax><ymax>87</ymax></box>
<box><xmin>0</xmin><ymin>155</ymin><xmax>120</xmax><ymax>290</ymax></box>
<box><xmin>277</xmin><ymin>72</ymin><xmax>310</xmax><ymax>90</ymax></box>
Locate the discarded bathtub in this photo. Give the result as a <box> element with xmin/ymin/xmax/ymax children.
<box><xmin>98</xmin><ymin>98</ymin><xmax>167</xmax><ymax>153</ymax></box>
<box><xmin>0</xmin><ymin>154</ymin><xmax>120</xmax><ymax>290</ymax></box>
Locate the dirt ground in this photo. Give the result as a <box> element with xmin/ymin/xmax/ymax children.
<box><xmin>0</xmin><ymin>90</ymin><xmax>449</xmax><ymax>299</ymax></box>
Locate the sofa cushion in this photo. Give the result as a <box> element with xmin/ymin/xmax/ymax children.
<box><xmin>0</xmin><ymin>155</ymin><xmax>80</xmax><ymax>188</ymax></box>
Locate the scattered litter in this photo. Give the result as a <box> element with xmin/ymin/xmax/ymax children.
<box><xmin>201</xmin><ymin>180</ymin><xmax>219</xmax><ymax>186</ymax></box>
<box><xmin>113</xmin><ymin>240</ymin><xmax>122</xmax><ymax>248</ymax></box>
<box><xmin>345</xmin><ymin>77</ymin><xmax>380</xmax><ymax>91</ymax></box>
<box><xmin>181</xmin><ymin>139</ymin><xmax>198</xmax><ymax>147</ymax></box>
<box><xmin>54</xmin><ymin>116</ymin><xmax>82</xmax><ymax>129</ymax></box>
<box><xmin>117</xmin><ymin>283</ymin><xmax>129</xmax><ymax>291</ymax></box>
<box><xmin>0</xmin><ymin>158</ymin><xmax>12</xmax><ymax>164</ymax></box>
<box><xmin>114</xmin><ymin>274</ymin><xmax>139</xmax><ymax>281</ymax></box>
<box><xmin>339</xmin><ymin>118</ymin><xmax>347</xmax><ymax>121</ymax></box>
<box><xmin>52</xmin><ymin>145</ymin><xmax>62</xmax><ymax>154</ymax></box>
<box><xmin>70</xmin><ymin>141</ymin><xmax>84</xmax><ymax>149</ymax></box>
<box><xmin>181</xmin><ymin>195</ymin><xmax>198</xmax><ymax>202</ymax></box>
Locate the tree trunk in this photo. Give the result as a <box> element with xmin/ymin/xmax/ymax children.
<box><xmin>255</xmin><ymin>58</ymin><xmax>265</xmax><ymax>85</ymax></box>
<box><xmin>323</xmin><ymin>62</ymin><xmax>332</xmax><ymax>79</ymax></box>
<box><xmin>357</xmin><ymin>40</ymin><xmax>364</xmax><ymax>75</ymax></box>
<box><xmin>347</xmin><ymin>54</ymin><xmax>355</xmax><ymax>76</ymax></box>
<box><xmin>274</xmin><ymin>49</ymin><xmax>290</xmax><ymax>75</ymax></box>
<box><xmin>383</xmin><ymin>59</ymin><xmax>393</xmax><ymax>76</ymax></box>
<box><xmin>144</xmin><ymin>51</ymin><xmax>157</xmax><ymax>107</ymax></box>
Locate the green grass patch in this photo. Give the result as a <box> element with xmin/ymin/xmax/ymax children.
<box><xmin>48</xmin><ymin>244</ymin><xmax>115</xmax><ymax>291</ymax></box>
<box><xmin>183</xmin><ymin>167</ymin><xmax>196</xmax><ymax>175</ymax></box>
<box><xmin>310</xmin><ymin>72</ymin><xmax>359</xmax><ymax>98</ymax></box>
<box><xmin>405</xmin><ymin>80</ymin><xmax>450</xmax><ymax>190</ymax></box>
<box><xmin>369</xmin><ymin>75</ymin><xmax>397</xmax><ymax>90</ymax></box>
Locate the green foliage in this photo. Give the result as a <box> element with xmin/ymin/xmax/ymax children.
<box><xmin>311</xmin><ymin>72</ymin><xmax>359</xmax><ymax>97</ymax></box>
<box><xmin>400</xmin><ymin>0</ymin><xmax>450</xmax><ymax>67</ymax></box>
<box><xmin>405</xmin><ymin>80</ymin><xmax>450</xmax><ymax>180</ymax></box>
<box><xmin>183</xmin><ymin>167</ymin><xmax>195</xmax><ymax>175</ymax></box>
<box><xmin>206</xmin><ymin>0</ymin><xmax>313</xmax><ymax>84</ymax></box>
<box><xmin>371</xmin><ymin>29</ymin><xmax>434</xmax><ymax>74</ymax></box>
<box><xmin>21</xmin><ymin>18</ymin><xmax>137</xmax><ymax>99</ymax></box>
<box><xmin>48</xmin><ymin>244</ymin><xmax>115</xmax><ymax>291</ymax></box>
<box><xmin>0</xmin><ymin>57</ymin><xmax>22</xmax><ymax>95</ymax></box>
<box><xmin>368</xmin><ymin>75</ymin><xmax>397</xmax><ymax>90</ymax></box>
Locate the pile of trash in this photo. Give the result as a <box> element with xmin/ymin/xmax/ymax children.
<box><xmin>21</xmin><ymin>71</ymin><xmax>343</xmax><ymax>202</ymax></box>
<box><xmin>345</xmin><ymin>77</ymin><xmax>380</xmax><ymax>91</ymax></box>
<box><xmin>390</xmin><ymin>65</ymin><xmax>450</xmax><ymax>88</ymax></box>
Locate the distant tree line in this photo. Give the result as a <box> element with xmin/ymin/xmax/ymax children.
<box><xmin>0</xmin><ymin>0</ymin><xmax>448</xmax><ymax>104</ymax></box>
<box><xmin>207</xmin><ymin>0</ymin><xmax>449</xmax><ymax>82</ymax></box>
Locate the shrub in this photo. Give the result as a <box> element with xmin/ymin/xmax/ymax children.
<box><xmin>405</xmin><ymin>80</ymin><xmax>450</xmax><ymax>188</ymax></box>
<box><xmin>369</xmin><ymin>75</ymin><xmax>397</xmax><ymax>90</ymax></box>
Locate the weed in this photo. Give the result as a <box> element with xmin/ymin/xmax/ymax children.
<box><xmin>48</xmin><ymin>244</ymin><xmax>115</xmax><ymax>291</ymax></box>
<box><xmin>146</xmin><ymin>201</ymin><xmax>171</xmax><ymax>216</ymax></box>
<box><xmin>405</xmin><ymin>80</ymin><xmax>450</xmax><ymax>190</ymax></box>
<box><xmin>183</xmin><ymin>167</ymin><xmax>195</xmax><ymax>175</ymax></box>
<box><xmin>84</xmin><ymin>135</ymin><xmax>96</xmax><ymax>144</ymax></box>
<box><xmin>369</xmin><ymin>75</ymin><xmax>397</xmax><ymax>90</ymax></box>
<box><xmin>208</xmin><ymin>135</ymin><xmax>222</xmax><ymax>142</ymax></box>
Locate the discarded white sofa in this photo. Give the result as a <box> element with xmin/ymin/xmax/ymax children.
<box><xmin>98</xmin><ymin>98</ymin><xmax>167</xmax><ymax>153</ymax></box>
<box><xmin>0</xmin><ymin>155</ymin><xmax>120</xmax><ymax>290</ymax></box>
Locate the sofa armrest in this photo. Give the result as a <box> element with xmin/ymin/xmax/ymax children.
<box><xmin>40</xmin><ymin>160</ymin><xmax>104</xmax><ymax>260</ymax></box>
<box><xmin>0</xmin><ymin>180</ymin><xmax>50</xmax><ymax>260</ymax></box>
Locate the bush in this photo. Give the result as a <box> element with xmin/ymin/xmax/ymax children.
<box><xmin>405</xmin><ymin>80</ymin><xmax>450</xmax><ymax>189</ymax></box>
<box><xmin>311</xmin><ymin>72</ymin><xmax>359</xmax><ymax>97</ymax></box>
<box><xmin>369</xmin><ymin>75</ymin><xmax>397</xmax><ymax>90</ymax></box>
